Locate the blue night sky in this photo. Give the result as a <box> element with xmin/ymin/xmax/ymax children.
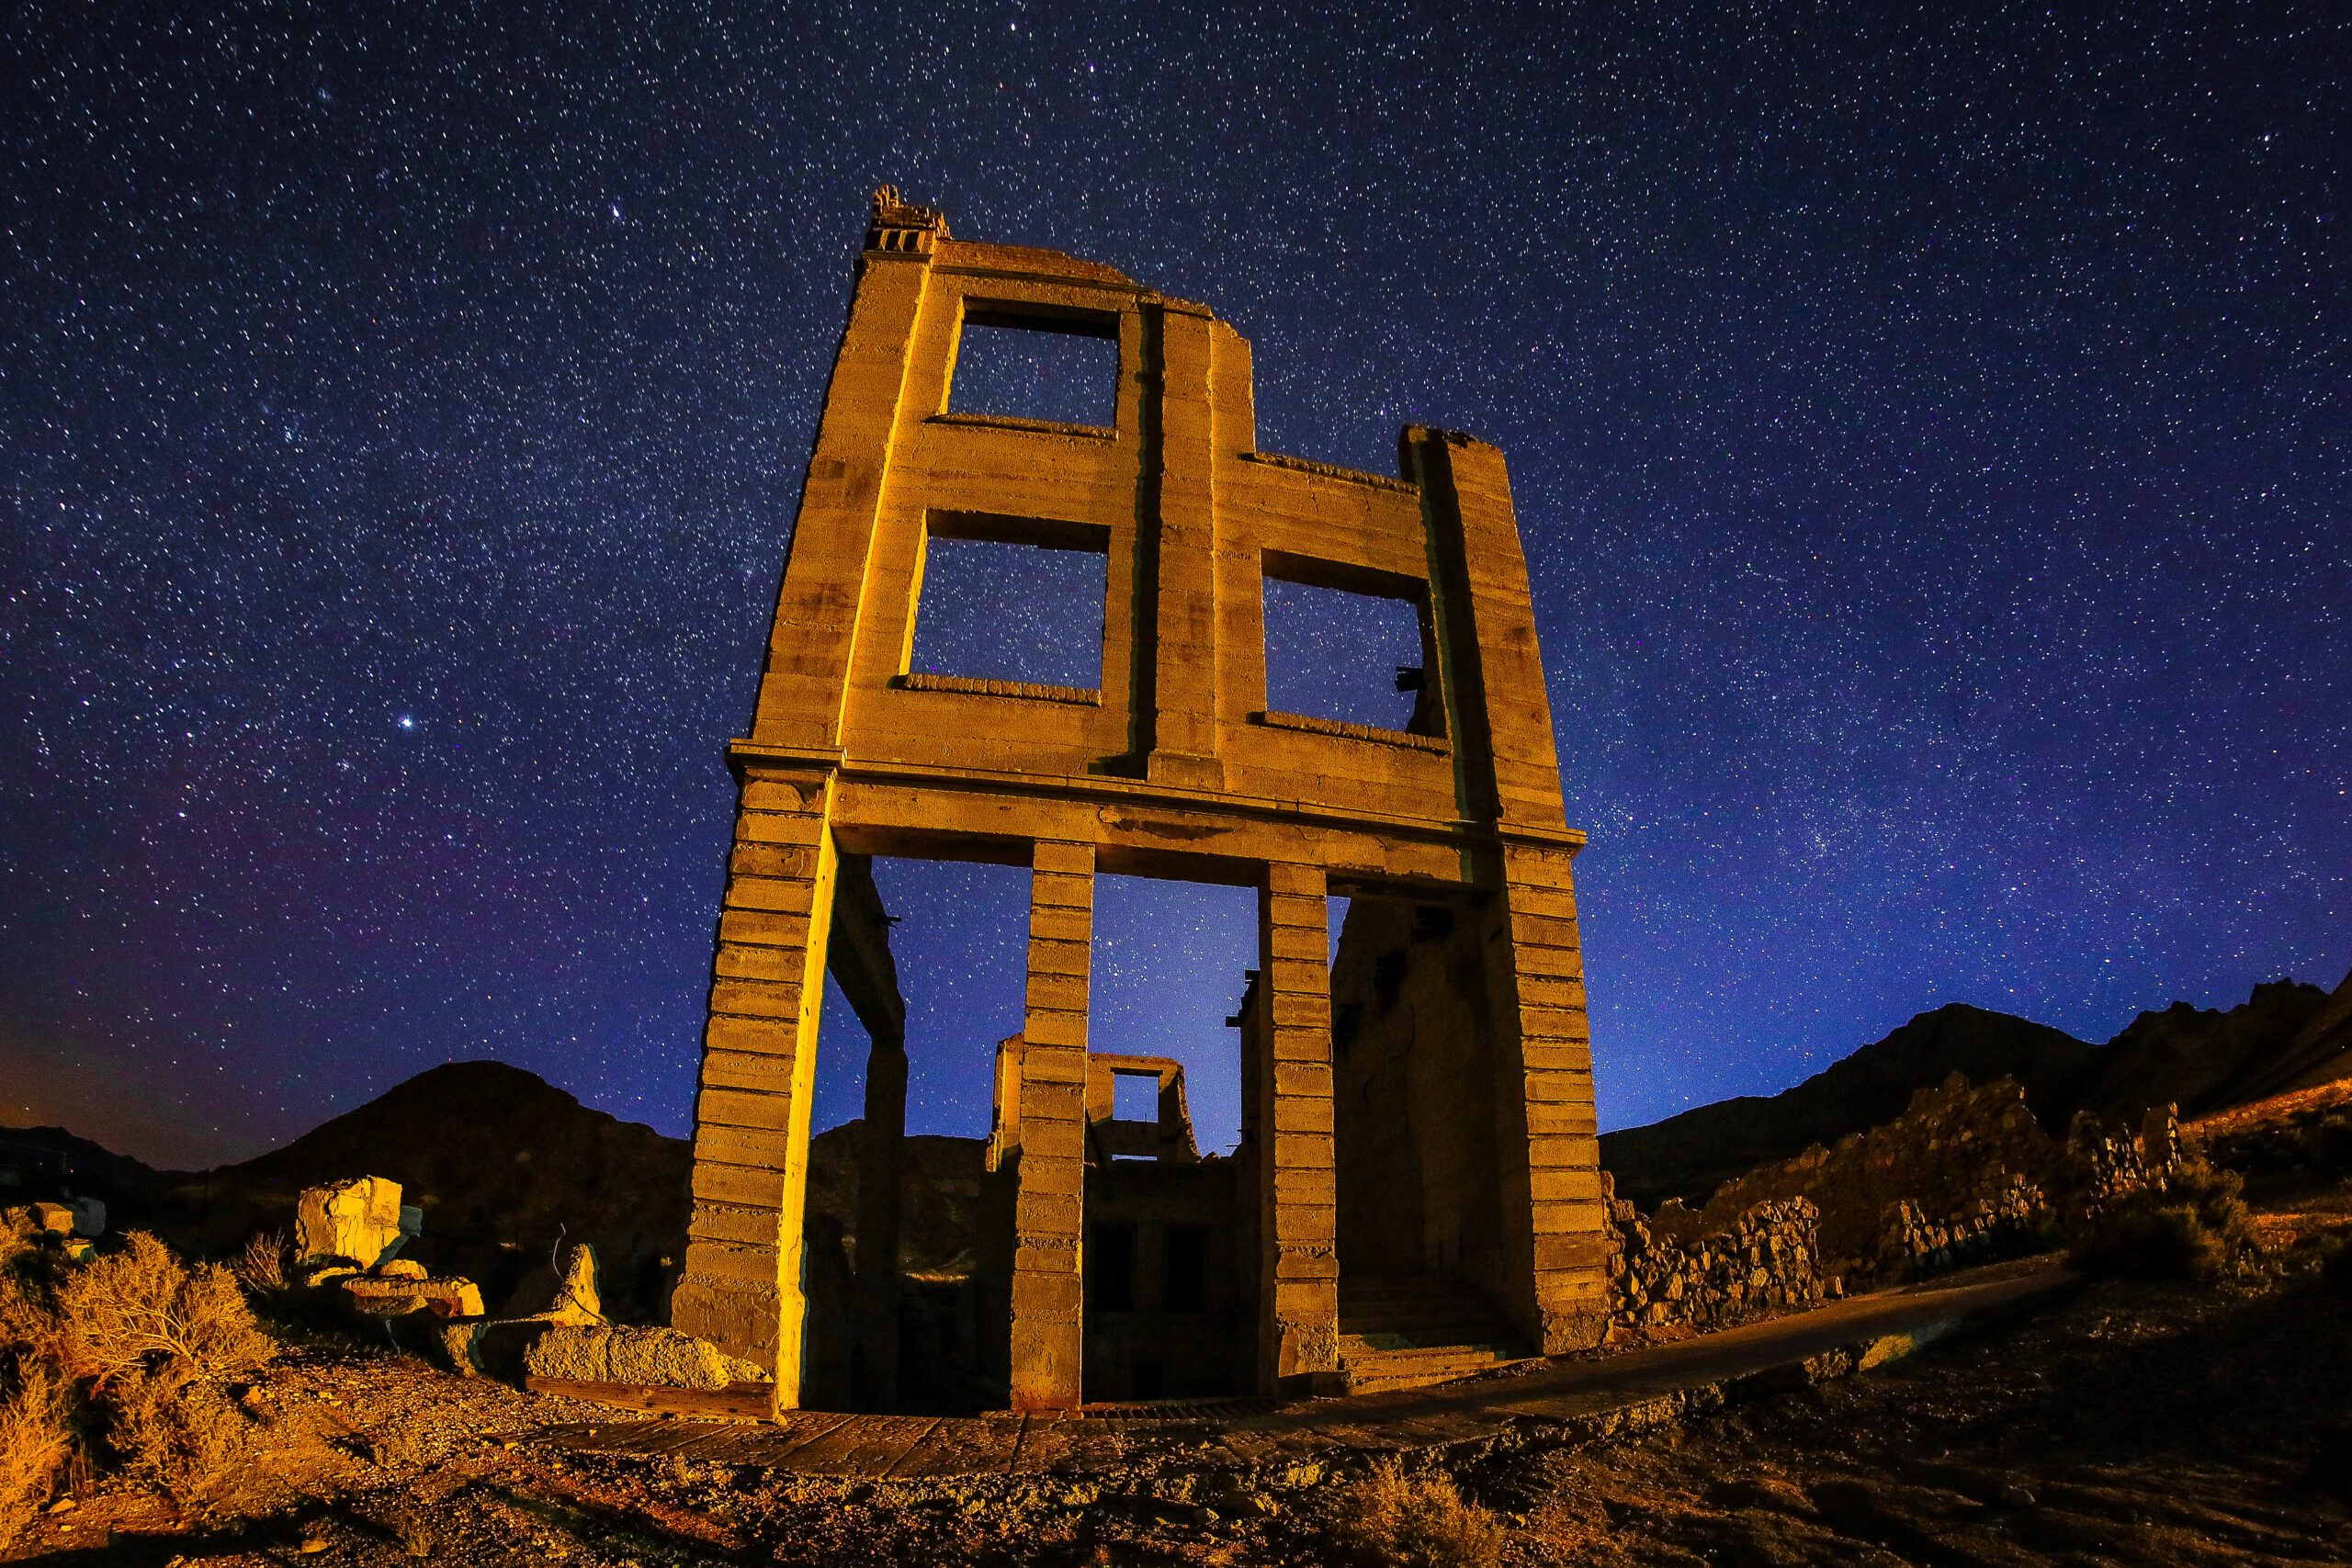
<box><xmin>2</xmin><ymin>2</ymin><xmax>2345</xmax><ymax>1168</ymax></box>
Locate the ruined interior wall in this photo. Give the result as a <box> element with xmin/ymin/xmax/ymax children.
<box><xmin>1329</xmin><ymin>898</ymin><xmax>1503</xmax><ymax>1283</ymax></box>
<box><xmin>1080</xmin><ymin>1161</ymin><xmax>1247</xmax><ymax>1401</ymax></box>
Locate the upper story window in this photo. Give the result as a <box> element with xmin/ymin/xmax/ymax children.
<box><xmin>908</xmin><ymin>513</ymin><xmax>1110</xmax><ymax>692</ymax></box>
<box><xmin>1261</xmin><ymin>555</ymin><xmax>1443</xmax><ymax>738</ymax></box>
<box><xmin>946</xmin><ymin>307</ymin><xmax>1120</xmax><ymax>429</ymax></box>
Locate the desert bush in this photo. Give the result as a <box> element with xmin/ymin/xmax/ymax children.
<box><xmin>231</xmin><ymin>1231</ymin><xmax>289</xmax><ymax>1295</ymax></box>
<box><xmin>108</xmin><ymin>1369</ymin><xmax>266</xmax><ymax>1517</ymax></box>
<box><xmin>44</xmin><ymin>1232</ymin><xmax>275</xmax><ymax>1392</ymax></box>
<box><xmin>0</xmin><ymin>1364</ymin><xmax>72</xmax><ymax>1550</ymax></box>
<box><xmin>2071</xmin><ymin>1160</ymin><xmax>2257</xmax><ymax>1281</ymax></box>
<box><xmin>1329</xmin><ymin>1459</ymin><xmax>1503</xmax><ymax>1568</ymax></box>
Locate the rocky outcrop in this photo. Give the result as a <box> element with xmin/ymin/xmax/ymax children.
<box><xmin>164</xmin><ymin>1061</ymin><xmax>691</xmax><ymax>1322</ymax></box>
<box><xmin>1603</xmin><ymin>978</ymin><xmax>2341</xmax><ymax>1211</ymax></box>
<box><xmin>1682</xmin><ymin>1073</ymin><xmax>2186</xmax><ymax>1289</ymax></box>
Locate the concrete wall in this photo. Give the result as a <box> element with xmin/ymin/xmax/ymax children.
<box><xmin>673</xmin><ymin>189</ymin><xmax>1608</xmax><ymax>1409</ymax></box>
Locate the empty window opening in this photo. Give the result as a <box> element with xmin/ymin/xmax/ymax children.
<box><xmin>1088</xmin><ymin>873</ymin><xmax>1257</xmax><ymax>1156</ymax></box>
<box><xmin>1089</xmin><ymin>1223</ymin><xmax>1137</xmax><ymax>1313</ymax></box>
<box><xmin>910</xmin><ymin>527</ymin><xmax>1107</xmax><ymax>691</ymax></box>
<box><xmin>1112</xmin><ymin>1070</ymin><xmax>1159</xmax><ymax>1122</ymax></box>
<box><xmin>947</xmin><ymin>313</ymin><xmax>1119</xmax><ymax>428</ymax></box>
<box><xmin>1261</xmin><ymin>570</ymin><xmax>1438</xmax><ymax>735</ymax></box>
<box><xmin>1165</xmin><ymin>1226</ymin><xmax>1208</xmax><ymax>1314</ymax></box>
<box><xmin>808</xmin><ymin>857</ymin><xmax>1033</xmax><ymax>1144</ymax></box>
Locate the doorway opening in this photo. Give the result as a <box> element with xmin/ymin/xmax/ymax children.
<box><xmin>1079</xmin><ymin>871</ymin><xmax>1256</xmax><ymax>1401</ymax></box>
<box><xmin>798</xmin><ymin>854</ymin><xmax>1028</xmax><ymax>1413</ymax></box>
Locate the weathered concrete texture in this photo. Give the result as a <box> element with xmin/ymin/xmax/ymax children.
<box><xmin>675</xmin><ymin>187</ymin><xmax>1608</xmax><ymax>1410</ymax></box>
<box><xmin>295</xmin><ymin>1176</ymin><xmax>419</xmax><ymax>1269</ymax></box>
<box><xmin>525</xmin><ymin>1325</ymin><xmax>733</xmax><ymax>1391</ymax></box>
<box><xmin>341</xmin><ymin>1274</ymin><xmax>485</xmax><ymax>1319</ymax></box>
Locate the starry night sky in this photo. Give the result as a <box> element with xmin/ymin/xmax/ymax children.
<box><xmin>3</xmin><ymin>2</ymin><xmax>2346</xmax><ymax>1169</ymax></box>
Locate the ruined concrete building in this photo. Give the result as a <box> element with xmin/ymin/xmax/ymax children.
<box><xmin>673</xmin><ymin>188</ymin><xmax>1605</xmax><ymax>1411</ymax></box>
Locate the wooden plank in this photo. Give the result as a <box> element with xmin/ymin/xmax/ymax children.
<box><xmin>1006</xmin><ymin>1415</ymin><xmax>1087</xmax><ymax>1474</ymax></box>
<box><xmin>888</xmin><ymin>1416</ymin><xmax>1027</xmax><ymax>1479</ymax></box>
<box><xmin>784</xmin><ymin>1414</ymin><xmax>946</xmax><ymax>1476</ymax></box>
<box><xmin>524</xmin><ymin>1378</ymin><xmax>775</xmax><ymax>1424</ymax></box>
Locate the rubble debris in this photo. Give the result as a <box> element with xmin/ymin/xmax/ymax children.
<box><xmin>500</xmin><ymin>1240</ymin><xmax>602</xmax><ymax>1324</ymax></box>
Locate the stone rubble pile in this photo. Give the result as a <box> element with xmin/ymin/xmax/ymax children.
<box><xmin>1874</xmin><ymin>1175</ymin><xmax>2046</xmax><ymax>1280</ymax></box>
<box><xmin>1677</xmin><ymin>1074</ymin><xmax>2188</xmax><ymax>1291</ymax></box>
<box><xmin>2</xmin><ymin>1198</ymin><xmax>105</xmax><ymax>1263</ymax></box>
<box><xmin>1602</xmin><ymin>1181</ymin><xmax>1832</xmax><ymax>1336</ymax></box>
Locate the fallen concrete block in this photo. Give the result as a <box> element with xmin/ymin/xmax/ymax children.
<box><xmin>523</xmin><ymin>1324</ymin><xmax>730</xmax><ymax>1391</ymax></box>
<box><xmin>341</xmin><ymin>1274</ymin><xmax>483</xmax><ymax>1319</ymax></box>
<box><xmin>296</xmin><ymin>1177</ymin><xmax>410</xmax><ymax>1269</ymax></box>
<box><xmin>500</xmin><ymin>1241</ymin><xmax>602</xmax><ymax>1325</ymax></box>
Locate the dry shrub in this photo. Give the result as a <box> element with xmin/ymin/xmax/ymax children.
<box><xmin>46</xmin><ymin>1232</ymin><xmax>275</xmax><ymax>1392</ymax></box>
<box><xmin>1329</xmin><ymin>1459</ymin><xmax>1504</xmax><ymax>1568</ymax></box>
<box><xmin>232</xmin><ymin>1231</ymin><xmax>289</xmax><ymax>1295</ymax></box>
<box><xmin>2072</xmin><ymin>1161</ymin><xmax>2258</xmax><ymax>1281</ymax></box>
<box><xmin>0</xmin><ymin>1364</ymin><xmax>72</xmax><ymax>1549</ymax></box>
<box><xmin>109</xmin><ymin>1370</ymin><xmax>266</xmax><ymax>1517</ymax></box>
<box><xmin>0</xmin><ymin>1230</ymin><xmax>281</xmax><ymax>1526</ymax></box>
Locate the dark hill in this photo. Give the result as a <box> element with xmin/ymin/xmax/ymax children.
<box><xmin>160</xmin><ymin>1061</ymin><xmax>690</xmax><ymax>1320</ymax></box>
<box><xmin>0</xmin><ymin>1123</ymin><xmax>169</xmax><ymax>1210</ymax></box>
<box><xmin>1601</xmin><ymin>976</ymin><xmax>2346</xmax><ymax>1210</ymax></box>
<box><xmin>1599</xmin><ymin>1005</ymin><xmax>2097</xmax><ymax>1211</ymax></box>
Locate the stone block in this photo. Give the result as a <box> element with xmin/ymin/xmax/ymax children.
<box><xmin>524</xmin><ymin>1325</ymin><xmax>732</xmax><ymax>1391</ymax></box>
<box><xmin>340</xmin><ymin>1274</ymin><xmax>483</xmax><ymax>1319</ymax></box>
<box><xmin>295</xmin><ymin>1177</ymin><xmax>408</xmax><ymax>1269</ymax></box>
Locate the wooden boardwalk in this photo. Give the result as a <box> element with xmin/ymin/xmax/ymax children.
<box><xmin>536</xmin><ymin>1260</ymin><xmax>2076</xmax><ymax>1482</ymax></box>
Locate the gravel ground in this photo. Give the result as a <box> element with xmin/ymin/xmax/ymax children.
<box><xmin>13</xmin><ymin>1191</ymin><xmax>2349</xmax><ymax>1566</ymax></box>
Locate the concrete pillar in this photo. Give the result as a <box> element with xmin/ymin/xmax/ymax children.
<box><xmin>1141</xmin><ymin>300</ymin><xmax>1223</xmax><ymax>790</ymax></box>
<box><xmin>1254</xmin><ymin>862</ymin><xmax>1340</xmax><ymax>1393</ymax></box>
<box><xmin>852</xmin><ymin>1035</ymin><xmax>908</xmax><ymax>1407</ymax></box>
<box><xmin>1007</xmin><ymin>840</ymin><xmax>1093</xmax><ymax>1409</ymax></box>
<box><xmin>1485</xmin><ymin>841</ymin><xmax>1610</xmax><ymax>1353</ymax></box>
<box><xmin>672</xmin><ymin>768</ymin><xmax>840</xmax><ymax>1403</ymax></box>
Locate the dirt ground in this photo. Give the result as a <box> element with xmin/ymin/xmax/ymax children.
<box><xmin>11</xmin><ymin>1195</ymin><xmax>2351</xmax><ymax>1566</ymax></box>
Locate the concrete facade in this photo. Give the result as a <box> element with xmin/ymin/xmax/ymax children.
<box><xmin>673</xmin><ymin>188</ymin><xmax>1607</xmax><ymax>1410</ymax></box>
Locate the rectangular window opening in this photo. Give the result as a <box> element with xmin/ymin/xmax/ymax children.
<box><xmin>947</xmin><ymin>310</ymin><xmax>1119</xmax><ymax>429</ymax></box>
<box><xmin>910</xmin><ymin>518</ymin><xmax>1108</xmax><ymax>692</ymax></box>
<box><xmin>1112</xmin><ymin>1070</ymin><xmax>1159</xmax><ymax>1123</ymax></box>
<box><xmin>1261</xmin><ymin>559</ymin><xmax>1442</xmax><ymax>737</ymax></box>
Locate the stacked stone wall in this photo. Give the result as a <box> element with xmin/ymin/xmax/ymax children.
<box><xmin>1683</xmin><ymin>1074</ymin><xmax>2185</xmax><ymax>1290</ymax></box>
<box><xmin>1601</xmin><ymin>1181</ymin><xmax>1829</xmax><ymax>1335</ymax></box>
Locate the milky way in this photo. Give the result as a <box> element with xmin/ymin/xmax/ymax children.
<box><xmin>3</xmin><ymin>2</ymin><xmax>2346</xmax><ymax>1167</ymax></box>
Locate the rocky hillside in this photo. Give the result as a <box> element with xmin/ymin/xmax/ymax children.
<box><xmin>1602</xmin><ymin>972</ymin><xmax>2352</xmax><ymax>1210</ymax></box>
